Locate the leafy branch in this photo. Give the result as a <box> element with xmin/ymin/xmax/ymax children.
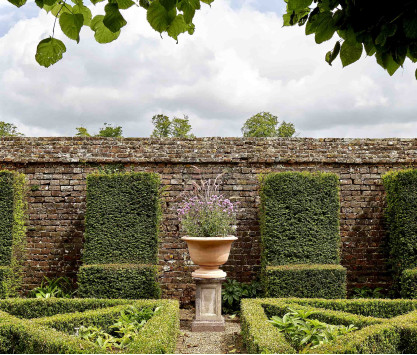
<box><xmin>7</xmin><ymin>0</ymin><xmax>215</xmax><ymax>67</ymax></box>
<box><xmin>283</xmin><ymin>0</ymin><xmax>417</xmax><ymax>79</ymax></box>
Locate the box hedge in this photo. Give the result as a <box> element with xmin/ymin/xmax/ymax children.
<box><xmin>0</xmin><ymin>170</ymin><xmax>27</xmax><ymax>298</ymax></box>
<box><xmin>78</xmin><ymin>172</ymin><xmax>161</xmax><ymax>299</ymax></box>
<box><xmin>383</xmin><ymin>169</ymin><xmax>417</xmax><ymax>294</ymax></box>
<box><xmin>241</xmin><ymin>298</ymin><xmax>417</xmax><ymax>354</ymax></box>
<box><xmin>83</xmin><ymin>172</ymin><xmax>161</xmax><ymax>265</ymax></box>
<box><xmin>265</xmin><ymin>264</ymin><xmax>346</xmax><ymax>299</ymax></box>
<box><xmin>400</xmin><ymin>268</ymin><xmax>417</xmax><ymax>298</ymax></box>
<box><xmin>259</xmin><ymin>172</ymin><xmax>345</xmax><ymax>298</ymax></box>
<box><xmin>77</xmin><ymin>264</ymin><xmax>161</xmax><ymax>299</ymax></box>
<box><xmin>0</xmin><ymin>298</ymin><xmax>179</xmax><ymax>354</ymax></box>
<box><xmin>260</xmin><ymin>171</ymin><xmax>340</xmax><ymax>265</ymax></box>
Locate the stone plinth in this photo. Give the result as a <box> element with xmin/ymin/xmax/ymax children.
<box><xmin>192</xmin><ymin>277</ymin><xmax>225</xmax><ymax>332</ymax></box>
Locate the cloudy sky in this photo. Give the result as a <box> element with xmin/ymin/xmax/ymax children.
<box><xmin>0</xmin><ymin>0</ymin><xmax>416</xmax><ymax>138</ymax></box>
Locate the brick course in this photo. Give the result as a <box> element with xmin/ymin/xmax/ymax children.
<box><xmin>1</xmin><ymin>137</ymin><xmax>415</xmax><ymax>304</ymax></box>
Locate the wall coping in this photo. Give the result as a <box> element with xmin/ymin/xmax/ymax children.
<box><xmin>1</xmin><ymin>137</ymin><xmax>416</xmax><ymax>164</ymax></box>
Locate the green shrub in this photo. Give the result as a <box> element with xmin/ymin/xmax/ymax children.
<box><xmin>260</xmin><ymin>172</ymin><xmax>340</xmax><ymax>265</ymax></box>
<box><xmin>400</xmin><ymin>268</ymin><xmax>417</xmax><ymax>298</ymax></box>
<box><xmin>383</xmin><ymin>169</ymin><xmax>417</xmax><ymax>293</ymax></box>
<box><xmin>0</xmin><ymin>298</ymin><xmax>133</xmax><ymax>319</ymax></box>
<box><xmin>265</xmin><ymin>264</ymin><xmax>346</xmax><ymax>299</ymax></box>
<box><xmin>0</xmin><ymin>170</ymin><xmax>27</xmax><ymax>297</ymax></box>
<box><xmin>83</xmin><ymin>172</ymin><xmax>160</xmax><ymax>265</ymax></box>
<box><xmin>241</xmin><ymin>298</ymin><xmax>417</xmax><ymax>354</ymax></box>
<box><xmin>0</xmin><ymin>310</ymin><xmax>100</xmax><ymax>354</ymax></box>
<box><xmin>0</xmin><ymin>298</ymin><xmax>179</xmax><ymax>354</ymax></box>
<box><xmin>0</xmin><ymin>267</ymin><xmax>10</xmax><ymax>298</ymax></box>
<box><xmin>78</xmin><ymin>264</ymin><xmax>161</xmax><ymax>299</ymax></box>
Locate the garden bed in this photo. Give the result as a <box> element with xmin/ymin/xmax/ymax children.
<box><xmin>241</xmin><ymin>298</ymin><xmax>417</xmax><ymax>354</ymax></box>
<box><xmin>0</xmin><ymin>298</ymin><xmax>179</xmax><ymax>354</ymax></box>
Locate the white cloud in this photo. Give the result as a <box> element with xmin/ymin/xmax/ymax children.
<box><xmin>0</xmin><ymin>0</ymin><xmax>416</xmax><ymax>138</ymax></box>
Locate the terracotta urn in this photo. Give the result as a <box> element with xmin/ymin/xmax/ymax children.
<box><xmin>181</xmin><ymin>236</ymin><xmax>238</xmax><ymax>278</ymax></box>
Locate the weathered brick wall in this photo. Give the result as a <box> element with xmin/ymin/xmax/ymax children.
<box><xmin>1</xmin><ymin>137</ymin><xmax>416</xmax><ymax>304</ymax></box>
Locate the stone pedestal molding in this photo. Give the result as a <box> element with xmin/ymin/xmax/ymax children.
<box><xmin>192</xmin><ymin>277</ymin><xmax>225</xmax><ymax>332</ymax></box>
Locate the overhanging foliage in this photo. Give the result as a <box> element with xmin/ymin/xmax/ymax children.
<box><xmin>283</xmin><ymin>0</ymin><xmax>417</xmax><ymax>79</ymax></box>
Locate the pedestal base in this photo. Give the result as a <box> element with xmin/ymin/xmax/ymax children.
<box><xmin>191</xmin><ymin>318</ymin><xmax>225</xmax><ymax>332</ymax></box>
<box><xmin>192</xmin><ymin>277</ymin><xmax>225</xmax><ymax>332</ymax></box>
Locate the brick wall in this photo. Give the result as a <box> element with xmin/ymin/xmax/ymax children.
<box><xmin>1</xmin><ymin>137</ymin><xmax>416</xmax><ymax>304</ymax></box>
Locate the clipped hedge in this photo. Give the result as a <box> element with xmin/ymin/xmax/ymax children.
<box><xmin>0</xmin><ymin>310</ymin><xmax>100</xmax><ymax>354</ymax></box>
<box><xmin>265</xmin><ymin>264</ymin><xmax>346</xmax><ymax>299</ymax></box>
<box><xmin>83</xmin><ymin>172</ymin><xmax>160</xmax><ymax>265</ymax></box>
<box><xmin>383</xmin><ymin>169</ymin><xmax>417</xmax><ymax>294</ymax></box>
<box><xmin>400</xmin><ymin>268</ymin><xmax>417</xmax><ymax>298</ymax></box>
<box><xmin>241</xmin><ymin>298</ymin><xmax>417</xmax><ymax>354</ymax></box>
<box><xmin>0</xmin><ymin>297</ymin><xmax>133</xmax><ymax>319</ymax></box>
<box><xmin>260</xmin><ymin>171</ymin><xmax>340</xmax><ymax>265</ymax></box>
<box><xmin>0</xmin><ymin>170</ymin><xmax>27</xmax><ymax>298</ymax></box>
<box><xmin>0</xmin><ymin>298</ymin><xmax>179</xmax><ymax>354</ymax></box>
<box><xmin>77</xmin><ymin>264</ymin><xmax>161</xmax><ymax>299</ymax></box>
<box><xmin>0</xmin><ymin>267</ymin><xmax>9</xmax><ymax>298</ymax></box>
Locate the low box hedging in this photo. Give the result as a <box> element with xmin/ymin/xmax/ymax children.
<box><xmin>83</xmin><ymin>172</ymin><xmax>161</xmax><ymax>265</ymax></box>
<box><xmin>260</xmin><ymin>172</ymin><xmax>340</xmax><ymax>265</ymax></box>
<box><xmin>400</xmin><ymin>268</ymin><xmax>417</xmax><ymax>298</ymax></box>
<box><xmin>77</xmin><ymin>264</ymin><xmax>161</xmax><ymax>299</ymax></box>
<box><xmin>0</xmin><ymin>298</ymin><xmax>179</xmax><ymax>354</ymax></box>
<box><xmin>241</xmin><ymin>298</ymin><xmax>417</xmax><ymax>354</ymax></box>
<box><xmin>0</xmin><ymin>297</ymin><xmax>133</xmax><ymax>319</ymax></box>
<box><xmin>265</xmin><ymin>264</ymin><xmax>347</xmax><ymax>299</ymax></box>
<box><xmin>0</xmin><ymin>170</ymin><xmax>27</xmax><ymax>297</ymax></box>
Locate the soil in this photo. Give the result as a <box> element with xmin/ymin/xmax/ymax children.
<box><xmin>175</xmin><ymin>309</ymin><xmax>246</xmax><ymax>354</ymax></box>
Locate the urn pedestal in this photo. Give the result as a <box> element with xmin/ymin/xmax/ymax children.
<box><xmin>191</xmin><ymin>277</ymin><xmax>225</xmax><ymax>332</ymax></box>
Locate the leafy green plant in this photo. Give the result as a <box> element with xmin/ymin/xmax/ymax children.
<box><xmin>269</xmin><ymin>307</ymin><xmax>357</xmax><ymax>352</ymax></box>
<box><xmin>351</xmin><ymin>286</ymin><xmax>384</xmax><ymax>299</ymax></box>
<box><xmin>283</xmin><ymin>0</ymin><xmax>417</xmax><ymax>79</ymax></box>
<box><xmin>75</xmin><ymin>306</ymin><xmax>159</xmax><ymax>351</ymax></box>
<box><xmin>222</xmin><ymin>279</ymin><xmax>263</xmax><ymax>314</ymax></box>
<box><xmin>30</xmin><ymin>276</ymin><xmax>75</xmax><ymax>299</ymax></box>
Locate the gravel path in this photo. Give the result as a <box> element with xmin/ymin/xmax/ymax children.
<box><xmin>176</xmin><ymin>309</ymin><xmax>245</xmax><ymax>354</ymax></box>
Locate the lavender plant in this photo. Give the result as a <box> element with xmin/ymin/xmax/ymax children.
<box><xmin>177</xmin><ymin>173</ymin><xmax>238</xmax><ymax>237</ymax></box>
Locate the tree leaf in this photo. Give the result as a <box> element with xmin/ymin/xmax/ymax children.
<box><xmin>340</xmin><ymin>40</ymin><xmax>363</xmax><ymax>67</ymax></box>
<box><xmin>72</xmin><ymin>4</ymin><xmax>92</xmax><ymax>26</ymax></box>
<box><xmin>376</xmin><ymin>52</ymin><xmax>400</xmax><ymax>76</ymax></box>
<box><xmin>90</xmin><ymin>15</ymin><xmax>120</xmax><ymax>43</ymax></box>
<box><xmin>200</xmin><ymin>0</ymin><xmax>214</xmax><ymax>4</ymax></box>
<box><xmin>415</xmin><ymin>68</ymin><xmax>417</xmax><ymax>80</ymax></box>
<box><xmin>59</xmin><ymin>12</ymin><xmax>84</xmax><ymax>42</ymax></box>
<box><xmin>178</xmin><ymin>0</ymin><xmax>200</xmax><ymax>24</ymax></box>
<box><xmin>35</xmin><ymin>37</ymin><xmax>66</xmax><ymax>68</ymax></box>
<box><xmin>403</xmin><ymin>18</ymin><xmax>417</xmax><ymax>40</ymax></box>
<box><xmin>288</xmin><ymin>0</ymin><xmax>312</xmax><ymax>11</ymax></box>
<box><xmin>325</xmin><ymin>40</ymin><xmax>340</xmax><ymax>66</ymax></box>
<box><xmin>314</xmin><ymin>11</ymin><xmax>335</xmax><ymax>44</ymax></box>
<box><xmin>43</xmin><ymin>0</ymin><xmax>58</xmax><ymax>7</ymax></box>
<box><xmin>90</xmin><ymin>0</ymin><xmax>105</xmax><ymax>5</ymax></box>
<box><xmin>147</xmin><ymin>0</ymin><xmax>176</xmax><ymax>33</ymax></box>
<box><xmin>7</xmin><ymin>0</ymin><xmax>27</xmax><ymax>7</ymax></box>
<box><xmin>110</xmin><ymin>0</ymin><xmax>135</xmax><ymax>10</ymax></box>
<box><xmin>103</xmin><ymin>3</ymin><xmax>127</xmax><ymax>33</ymax></box>
<box><xmin>167</xmin><ymin>14</ymin><xmax>189</xmax><ymax>40</ymax></box>
<box><xmin>160</xmin><ymin>0</ymin><xmax>176</xmax><ymax>11</ymax></box>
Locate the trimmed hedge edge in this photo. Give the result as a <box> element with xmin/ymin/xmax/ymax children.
<box><xmin>77</xmin><ymin>264</ymin><xmax>161</xmax><ymax>299</ymax></box>
<box><xmin>0</xmin><ymin>299</ymin><xmax>179</xmax><ymax>354</ymax></box>
<box><xmin>264</xmin><ymin>264</ymin><xmax>347</xmax><ymax>299</ymax></box>
<box><xmin>241</xmin><ymin>298</ymin><xmax>417</xmax><ymax>354</ymax></box>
